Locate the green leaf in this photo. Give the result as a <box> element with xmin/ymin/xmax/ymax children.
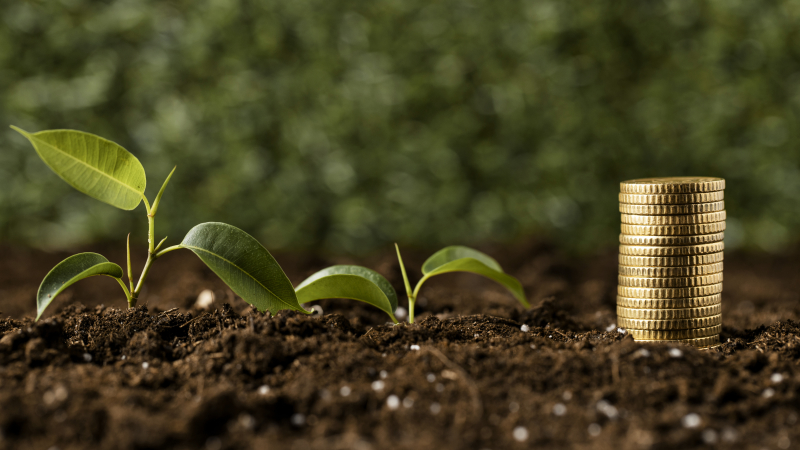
<box><xmin>295</xmin><ymin>265</ymin><xmax>398</xmax><ymax>322</ymax></box>
<box><xmin>420</xmin><ymin>246</ymin><xmax>529</xmax><ymax>307</ymax></box>
<box><xmin>150</xmin><ymin>166</ymin><xmax>176</xmax><ymax>216</ymax></box>
<box><xmin>180</xmin><ymin>222</ymin><xmax>307</xmax><ymax>314</ymax></box>
<box><xmin>10</xmin><ymin>126</ymin><xmax>146</xmax><ymax>210</ymax></box>
<box><xmin>37</xmin><ymin>253</ymin><xmax>124</xmax><ymax>320</ymax></box>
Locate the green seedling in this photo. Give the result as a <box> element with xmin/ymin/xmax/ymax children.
<box><xmin>394</xmin><ymin>244</ymin><xmax>529</xmax><ymax>323</ymax></box>
<box><xmin>12</xmin><ymin>126</ymin><xmax>309</xmax><ymax>320</ymax></box>
<box><xmin>295</xmin><ymin>265</ymin><xmax>399</xmax><ymax>323</ymax></box>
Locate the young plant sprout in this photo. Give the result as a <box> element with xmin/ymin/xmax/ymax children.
<box><xmin>294</xmin><ymin>265</ymin><xmax>399</xmax><ymax>323</ymax></box>
<box><xmin>394</xmin><ymin>244</ymin><xmax>529</xmax><ymax>323</ymax></box>
<box><xmin>11</xmin><ymin>125</ymin><xmax>523</xmax><ymax>324</ymax></box>
<box><xmin>12</xmin><ymin>126</ymin><xmax>310</xmax><ymax>320</ymax></box>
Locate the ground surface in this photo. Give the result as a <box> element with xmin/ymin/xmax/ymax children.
<box><xmin>0</xmin><ymin>242</ymin><xmax>799</xmax><ymax>450</ymax></box>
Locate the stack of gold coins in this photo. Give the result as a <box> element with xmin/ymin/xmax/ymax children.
<box><xmin>617</xmin><ymin>177</ymin><xmax>725</xmax><ymax>349</ymax></box>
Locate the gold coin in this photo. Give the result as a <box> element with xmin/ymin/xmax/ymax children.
<box><xmin>634</xmin><ymin>335</ymin><xmax>720</xmax><ymax>348</ymax></box>
<box><xmin>616</xmin><ymin>294</ymin><xmax>721</xmax><ymax>309</ymax></box>
<box><xmin>618</xmin><ymin>262</ymin><xmax>723</xmax><ymax>277</ymax></box>
<box><xmin>617</xmin><ymin>314</ymin><xmax>722</xmax><ymax>330</ymax></box>
<box><xmin>621</xmin><ymin>222</ymin><xmax>726</xmax><ymax>236</ymax></box>
<box><xmin>619</xmin><ymin>252</ymin><xmax>724</xmax><ymax>267</ymax></box>
<box><xmin>626</xmin><ymin>325</ymin><xmax>721</xmax><ymax>340</ymax></box>
<box><xmin>619</xmin><ymin>242</ymin><xmax>724</xmax><ymax>257</ymax></box>
<box><xmin>617</xmin><ymin>304</ymin><xmax>721</xmax><ymax>320</ymax></box>
<box><xmin>618</xmin><ymin>283</ymin><xmax>723</xmax><ymax>299</ymax></box>
<box><xmin>621</xmin><ymin>211</ymin><xmax>726</xmax><ymax>225</ymax></box>
<box><xmin>618</xmin><ymin>273</ymin><xmax>723</xmax><ymax>288</ymax></box>
<box><xmin>619</xmin><ymin>191</ymin><xmax>724</xmax><ymax>204</ymax></box>
<box><xmin>619</xmin><ymin>201</ymin><xmax>725</xmax><ymax>215</ymax></box>
<box><xmin>619</xmin><ymin>233</ymin><xmax>724</xmax><ymax>246</ymax></box>
<box><xmin>699</xmin><ymin>344</ymin><xmax>722</xmax><ymax>350</ymax></box>
<box><xmin>620</xmin><ymin>177</ymin><xmax>725</xmax><ymax>194</ymax></box>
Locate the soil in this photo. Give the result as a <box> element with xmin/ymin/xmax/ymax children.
<box><xmin>1</xmin><ymin>241</ymin><xmax>799</xmax><ymax>450</ymax></box>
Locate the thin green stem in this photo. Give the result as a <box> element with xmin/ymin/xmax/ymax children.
<box><xmin>154</xmin><ymin>236</ymin><xmax>168</xmax><ymax>252</ymax></box>
<box><xmin>408</xmin><ymin>275</ymin><xmax>430</xmax><ymax>324</ymax></box>
<box><xmin>115</xmin><ymin>277</ymin><xmax>131</xmax><ymax>303</ymax></box>
<box><xmin>155</xmin><ymin>245</ymin><xmax>182</xmax><ymax>258</ymax></box>
<box><xmin>130</xmin><ymin>253</ymin><xmax>154</xmax><ymax>307</ymax></box>
<box><xmin>126</xmin><ymin>233</ymin><xmax>133</xmax><ymax>292</ymax></box>
<box><xmin>141</xmin><ymin>195</ymin><xmax>154</xmax><ymax>254</ymax></box>
<box><xmin>394</xmin><ymin>244</ymin><xmax>417</xmax><ymax>323</ymax></box>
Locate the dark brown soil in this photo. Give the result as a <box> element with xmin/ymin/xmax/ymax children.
<box><xmin>1</xmin><ymin>242</ymin><xmax>799</xmax><ymax>450</ymax></box>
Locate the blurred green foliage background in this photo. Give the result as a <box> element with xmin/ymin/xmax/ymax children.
<box><xmin>2</xmin><ymin>0</ymin><xmax>799</xmax><ymax>254</ymax></box>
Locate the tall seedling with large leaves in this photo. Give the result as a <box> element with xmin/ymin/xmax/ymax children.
<box><xmin>12</xmin><ymin>126</ymin><xmax>308</xmax><ymax>320</ymax></box>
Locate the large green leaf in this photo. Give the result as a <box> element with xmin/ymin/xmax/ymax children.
<box><xmin>421</xmin><ymin>246</ymin><xmax>529</xmax><ymax>307</ymax></box>
<box><xmin>295</xmin><ymin>265</ymin><xmax>398</xmax><ymax>322</ymax></box>
<box><xmin>10</xmin><ymin>126</ymin><xmax>146</xmax><ymax>210</ymax></box>
<box><xmin>180</xmin><ymin>222</ymin><xmax>307</xmax><ymax>313</ymax></box>
<box><xmin>37</xmin><ymin>253</ymin><xmax>123</xmax><ymax>320</ymax></box>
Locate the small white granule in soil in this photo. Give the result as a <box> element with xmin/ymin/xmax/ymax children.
<box><xmin>633</xmin><ymin>348</ymin><xmax>650</xmax><ymax>358</ymax></box>
<box><xmin>386</xmin><ymin>395</ymin><xmax>400</xmax><ymax>410</ymax></box>
<box><xmin>410</xmin><ymin>344</ymin><xmax>420</xmax><ymax>351</ymax></box>
<box><xmin>403</xmin><ymin>397</ymin><xmax>414</xmax><ymax>408</ymax></box>
<box><xmin>530</xmin><ymin>344</ymin><xmax>536</xmax><ymax>349</ymax></box>
<box><xmin>562</xmin><ymin>391</ymin><xmax>572</xmax><ymax>401</ymax></box>
<box><xmin>291</xmin><ymin>414</ymin><xmax>305</xmax><ymax>426</ymax></box>
<box><xmin>258</xmin><ymin>385</ymin><xmax>270</xmax><ymax>395</ymax></box>
<box><xmin>512</xmin><ymin>426</ymin><xmax>529</xmax><ymax>442</ymax></box>
<box><xmin>82</xmin><ymin>353</ymin><xmax>92</xmax><ymax>362</ymax></box>
<box><xmin>520</xmin><ymin>324</ymin><xmax>530</xmax><ymax>332</ymax></box>
<box><xmin>588</xmin><ymin>423</ymin><xmax>601</xmax><ymax>437</ymax></box>
<box><xmin>395</xmin><ymin>307</ymin><xmax>407</xmax><ymax>321</ymax></box>
<box><xmin>702</xmin><ymin>429</ymin><xmax>718</xmax><ymax>444</ymax></box>
<box><xmin>380</xmin><ymin>370</ymin><xmax>388</xmax><ymax>379</ymax></box>
<box><xmin>430</xmin><ymin>402</ymin><xmax>441</xmax><ymax>414</ymax></box>
<box><xmin>340</xmin><ymin>386</ymin><xmax>351</xmax><ymax>397</ymax></box>
<box><xmin>238</xmin><ymin>413</ymin><xmax>255</xmax><ymax>430</ymax></box>
<box><xmin>596</xmin><ymin>400</ymin><xmax>618</xmax><ymax>419</ymax></box>
<box><xmin>474</xmin><ymin>334</ymin><xmax>480</xmax><ymax>339</ymax></box>
<box><xmin>121</xmin><ymin>355</ymin><xmax>127</xmax><ymax>360</ymax></box>
<box><xmin>682</xmin><ymin>413</ymin><xmax>701</xmax><ymax>428</ymax></box>
<box><xmin>552</xmin><ymin>403</ymin><xmax>567</xmax><ymax>416</ymax></box>
<box><xmin>142</xmin><ymin>362</ymin><xmax>150</xmax><ymax>369</ymax></box>
<box><xmin>606</xmin><ymin>323</ymin><xmax>616</xmax><ymax>332</ymax></box>
<box><xmin>371</xmin><ymin>380</ymin><xmax>385</xmax><ymax>391</ymax></box>
<box><xmin>721</xmin><ymin>427</ymin><xmax>738</xmax><ymax>443</ymax></box>
<box><xmin>616</xmin><ymin>327</ymin><xmax>626</xmax><ymax>334</ymax></box>
<box><xmin>195</xmin><ymin>289</ymin><xmax>215</xmax><ymax>309</ymax></box>
<box><xmin>426</xmin><ymin>373</ymin><xmax>436</xmax><ymax>383</ymax></box>
<box><xmin>668</xmin><ymin>348</ymin><xmax>683</xmax><ymax>358</ymax></box>
<box><xmin>763</xmin><ymin>388</ymin><xmax>775</xmax><ymax>398</ymax></box>
<box><xmin>771</xmin><ymin>373</ymin><xmax>784</xmax><ymax>384</ymax></box>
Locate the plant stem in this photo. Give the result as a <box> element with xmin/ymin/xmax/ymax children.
<box><xmin>394</xmin><ymin>244</ymin><xmax>416</xmax><ymax>323</ymax></box>
<box><xmin>408</xmin><ymin>275</ymin><xmax>429</xmax><ymax>324</ymax></box>
<box><xmin>130</xmin><ymin>253</ymin><xmax>154</xmax><ymax>307</ymax></box>
<box><xmin>155</xmin><ymin>245</ymin><xmax>182</xmax><ymax>258</ymax></box>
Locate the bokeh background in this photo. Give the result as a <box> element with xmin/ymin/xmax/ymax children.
<box><xmin>2</xmin><ymin>0</ymin><xmax>799</xmax><ymax>254</ymax></box>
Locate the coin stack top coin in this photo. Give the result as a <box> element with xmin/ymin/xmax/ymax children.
<box><xmin>617</xmin><ymin>177</ymin><xmax>725</xmax><ymax>349</ymax></box>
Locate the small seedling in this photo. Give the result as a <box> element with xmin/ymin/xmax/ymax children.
<box><xmin>394</xmin><ymin>244</ymin><xmax>529</xmax><ymax>323</ymax></box>
<box><xmin>12</xmin><ymin>126</ymin><xmax>316</xmax><ymax>320</ymax></box>
<box><xmin>295</xmin><ymin>265</ymin><xmax>399</xmax><ymax>323</ymax></box>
